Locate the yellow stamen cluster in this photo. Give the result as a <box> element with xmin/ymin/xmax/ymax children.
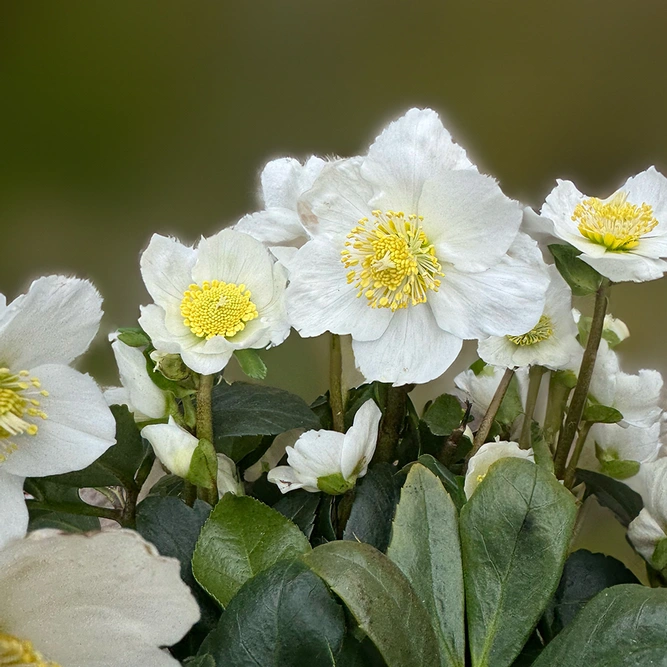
<box><xmin>180</xmin><ymin>280</ymin><xmax>258</xmax><ymax>339</ymax></box>
<box><xmin>341</xmin><ymin>210</ymin><xmax>443</xmax><ymax>311</ymax></box>
<box><xmin>507</xmin><ymin>315</ymin><xmax>554</xmax><ymax>347</ymax></box>
<box><xmin>573</xmin><ymin>191</ymin><xmax>658</xmax><ymax>251</ymax></box>
<box><xmin>0</xmin><ymin>632</ymin><xmax>61</xmax><ymax>666</ymax></box>
<box><xmin>0</xmin><ymin>368</ymin><xmax>48</xmax><ymax>464</ymax></box>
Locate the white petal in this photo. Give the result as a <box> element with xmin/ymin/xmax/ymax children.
<box><xmin>288</xmin><ymin>430</ymin><xmax>346</xmax><ymax>480</ymax></box>
<box><xmin>2</xmin><ymin>365</ymin><xmax>115</xmax><ymax>478</ymax></box>
<box><xmin>590</xmin><ymin>422</ymin><xmax>661</xmax><ymax>467</ymax></box>
<box><xmin>521</xmin><ymin>206</ymin><xmax>558</xmax><ymax>250</ymax></box>
<box><xmin>235</xmin><ymin>208</ymin><xmax>307</xmax><ymax>247</ymax></box>
<box><xmin>465</xmin><ymin>440</ymin><xmax>534</xmax><ymax>498</ymax></box>
<box><xmin>141</xmin><ymin>418</ymin><xmax>198</xmax><ymax>478</ymax></box>
<box><xmin>622</xmin><ymin>166</ymin><xmax>667</xmax><ymax>225</ymax></box>
<box><xmin>138</xmin><ymin>304</ymin><xmax>192</xmax><ymax>355</ymax></box>
<box><xmin>417</xmin><ymin>168</ymin><xmax>522</xmax><ymax>272</ymax></box>
<box><xmin>362</xmin><ymin>108</ymin><xmax>473</xmax><ymax>212</ymax></box>
<box><xmin>0</xmin><ymin>276</ymin><xmax>102</xmax><ymax>369</ymax></box>
<box><xmin>140</xmin><ymin>234</ymin><xmax>196</xmax><ymax>311</ymax></box>
<box><xmin>286</xmin><ymin>239</ymin><xmax>393</xmax><ymax>341</ymax></box>
<box><xmin>0</xmin><ymin>470</ymin><xmax>28</xmax><ymax>549</ymax></box>
<box><xmin>581</xmin><ymin>252</ymin><xmax>667</xmax><ymax>283</ymax></box>
<box><xmin>340</xmin><ymin>400</ymin><xmax>381</xmax><ymax>480</ymax></box>
<box><xmin>431</xmin><ymin>233</ymin><xmax>549</xmax><ymax>339</ymax></box>
<box><xmin>0</xmin><ymin>530</ymin><xmax>199</xmax><ymax>666</ymax></box>
<box><xmin>111</xmin><ymin>340</ymin><xmax>167</xmax><ymax>420</ymax></box>
<box><xmin>245</xmin><ymin>428</ymin><xmax>301</xmax><ymax>482</ymax></box>
<box><xmin>260</xmin><ymin>156</ymin><xmax>327</xmax><ymax>210</ymax></box>
<box><xmin>628</xmin><ymin>508</ymin><xmax>666</xmax><ymax>563</ymax></box>
<box><xmin>103</xmin><ymin>386</ymin><xmax>130</xmax><ymax>408</ymax></box>
<box><xmin>352</xmin><ymin>305</ymin><xmax>463</xmax><ymax>386</ymax></box>
<box><xmin>217</xmin><ymin>453</ymin><xmax>244</xmax><ymax>496</ymax></box>
<box><xmin>267</xmin><ymin>465</ymin><xmax>309</xmax><ymax>494</ymax></box>
<box><xmin>249</xmin><ymin>261</ymin><xmax>291</xmax><ymax>349</ymax></box>
<box><xmin>613</xmin><ymin>369</ymin><xmax>663</xmax><ymax>428</ymax></box>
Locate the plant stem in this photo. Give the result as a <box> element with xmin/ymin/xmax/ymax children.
<box><xmin>554</xmin><ymin>279</ymin><xmax>611</xmax><ymax>478</ymax></box>
<box><xmin>520</xmin><ymin>366</ymin><xmax>545</xmax><ymax>449</ymax></box>
<box><xmin>196</xmin><ymin>373</ymin><xmax>215</xmax><ymax>443</ymax></box>
<box><xmin>375</xmin><ymin>384</ymin><xmax>413</xmax><ymax>464</ymax></box>
<box><xmin>330</xmin><ymin>333</ymin><xmax>346</xmax><ymax>433</ymax></box>
<box><xmin>543</xmin><ymin>372</ymin><xmax>574</xmax><ymax>454</ymax></box>
<box><xmin>470</xmin><ymin>367</ymin><xmax>515</xmax><ymax>457</ymax></box>
<box><xmin>563</xmin><ymin>421</ymin><xmax>593</xmax><ymax>489</ymax></box>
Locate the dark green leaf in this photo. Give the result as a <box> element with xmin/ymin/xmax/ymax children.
<box><xmin>423</xmin><ymin>394</ymin><xmax>465</xmax><ymax>437</ymax></box>
<box><xmin>548</xmin><ymin>243</ymin><xmax>602</xmax><ymax>296</ymax></box>
<box><xmin>583</xmin><ymin>404</ymin><xmax>623</xmax><ymax>423</ymax></box>
<box><xmin>216</xmin><ymin>434</ymin><xmax>264</xmax><ymax>462</ymax></box>
<box><xmin>26</xmin><ymin>480</ymin><xmax>102</xmax><ymax>532</ymax></box>
<box><xmin>460</xmin><ymin>458</ymin><xmax>577</xmax><ymax>667</ymax></box>
<box><xmin>313</xmin><ymin>493</ymin><xmax>337</xmax><ymax>546</ymax></box>
<box><xmin>311</xmin><ymin>392</ymin><xmax>333</xmax><ymax>430</ymax></box>
<box><xmin>343</xmin><ymin>464</ymin><xmax>401</xmax><ymax>552</ymax></box>
<box><xmin>184</xmin><ymin>656</ymin><xmax>216</xmax><ymax>667</ymax></box>
<box><xmin>233</xmin><ymin>349</ymin><xmax>268</xmax><ymax>380</ymax></box>
<box><xmin>199</xmin><ymin>559</ymin><xmax>345</xmax><ymax>666</ymax></box>
<box><xmin>192</xmin><ymin>494</ymin><xmax>311</xmax><ymax>607</ymax></box>
<box><xmin>576</xmin><ymin>468</ymin><xmax>643</xmax><ymax>527</ymax></box>
<box><xmin>417</xmin><ymin>455</ymin><xmax>466</xmax><ymax>510</ymax></box>
<box><xmin>470</xmin><ymin>358</ymin><xmax>487</xmax><ymax>375</ymax></box>
<box><xmin>148</xmin><ymin>473</ymin><xmax>184</xmax><ymax>498</ymax></box>
<box><xmin>533</xmin><ymin>585</ymin><xmax>667</xmax><ymax>666</ymax></box>
<box><xmin>344</xmin><ymin>383</ymin><xmax>377</xmax><ymax>430</ymax></box>
<box><xmin>304</xmin><ymin>541</ymin><xmax>441</xmax><ymax>667</ymax></box>
<box><xmin>273</xmin><ymin>489</ymin><xmax>321</xmax><ymax>539</ymax></box>
<box><xmin>652</xmin><ymin>538</ymin><xmax>667</xmax><ymax>571</ymax></box>
<box><xmin>28</xmin><ymin>508</ymin><xmax>100</xmax><ymax>532</ymax></box>
<box><xmin>387</xmin><ymin>464</ymin><xmax>465</xmax><ymax>667</ymax></box>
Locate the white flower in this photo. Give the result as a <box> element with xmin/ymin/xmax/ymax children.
<box><xmin>477</xmin><ymin>265</ymin><xmax>580</xmax><ymax>370</ymax></box>
<box><xmin>464</xmin><ymin>439</ymin><xmax>534</xmax><ymax>498</ymax></box>
<box><xmin>286</xmin><ymin>108</ymin><xmax>550</xmax><ymax>386</ymax></box>
<box><xmin>268</xmin><ymin>399</ymin><xmax>381</xmax><ymax>494</ymax></box>
<box><xmin>138</xmin><ymin>229</ymin><xmax>290</xmax><ymax>375</ymax></box>
<box><xmin>628</xmin><ymin>458</ymin><xmax>667</xmax><ymax>565</ymax></box>
<box><xmin>234</xmin><ymin>156</ymin><xmax>326</xmax><ymax>268</ymax></box>
<box><xmin>0</xmin><ymin>276</ymin><xmax>116</xmax><ymax>549</ymax></box>
<box><xmin>572</xmin><ymin>309</ymin><xmax>631</xmax><ymax>349</ymax></box>
<box><xmin>141</xmin><ymin>418</ymin><xmax>242</xmax><ymax>495</ymax></box>
<box><xmin>0</xmin><ymin>529</ymin><xmax>199</xmax><ymax>666</ymax></box>
<box><xmin>104</xmin><ymin>336</ymin><xmax>168</xmax><ymax>421</ymax></box>
<box><xmin>541</xmin><ymin>167</ymin><xmax>667</xmax><ymax>282</ymax></box>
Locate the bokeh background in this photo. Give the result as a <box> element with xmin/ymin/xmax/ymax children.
<box><xmin>3</xmin><ymin>0</ymin><xmax>667</xmax><ymax>574</ymax></box>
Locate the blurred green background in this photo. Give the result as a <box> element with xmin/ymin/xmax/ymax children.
<box><xmin>2</xmin><ymin>0</ymin><xmax>666</xmax><ymax>570</ymax></box>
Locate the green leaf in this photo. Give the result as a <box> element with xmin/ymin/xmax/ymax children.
<box><xmin>582</xmin><ymin>403</ymin><xmax>623</xmax><ymax>423</ymax></box>
<box><xmin>548</xmin><ymin>243</ymin><xmax>602</xmax><ymax>296</ymax></box>
<box><xmin>343</xmin><ymin>383</ymin><xmax>379</xmax><ymax>430</ymax></box>
<box><xmin>26</xmin><ymin>480</ymin><xmax>102</xmax><ymax>532</ymax></box>
<box><xmin>233</xmin><ymin>349</ymin><xmax>268</xmax><ymax>380</ymax></box>
<box><xmin>652</xmin><ymin>537</ymin><xmax>667</xmax><ymax>571</ymax></box>
<box><xmin>184</xmin><ymin>656</ymin><xmax>216</xmax><ymax>667</ymax></box>
<box><xmin>188</xmin><ymin>438</ymin><xmax>218</xmax><ymax>489</ymax></box>
<box><xmin>303</xmin><ymin>541</ymin><xmax>441</xmax><ymax>667</ymax></box>
<box><xmin>533</xmin><ymin>585</ymin><xmax>667</xmax><ymax>666</ymax></box>
<box><xmin>273</xmin><ymin>490</ymin><xmax>321</xmax><ymax>539</ymax></box>
<box><xmin>147</xmin><ymin>473</ymin><xmax>184</xmax><ymax>498</ymax></box>
<box><xmin>460</xmin><ymin>458</ymin><xmax>577</xmax><ymax>667</ymax></box>
<box><xmin>192</xmin><ymin>494</ymin><xmax>311</xmax><ymax>607</ymax></box>
<box><xmin>540</xmin><ymin>550</ymin><xmax>639</xmax><ymax>642</ymax></box>
<box><xmin>417</xmin><ymin>455</ymin><xmax>466</xmax><ymax>510</ymax></box>
<box><xmin>496</xmin><ymin>374</ymin><xmax>524</xmax><ymax>426</ymax></box>
<box><xmin>469</xmin><ymin>358</ymin><xmax>487</xmax><ymax>375</ymax></box>
<box><xmin>211</xmin><ymin>381</ymin><xmax>320</xmax><ymax>440</ymax></box>
<box><xmin>387</xmin><ymin>464</ymin><xmax>465</xmax><ymax>667</ymax></box>
<box><xmin>423</xmin><ymin>394</ymin><xmax>465</xmax><ymax>436</ymax></box>
<box><xmin>599</xmin><ymin>458</ymin><xmax>640</xmax><ymax>480</ymax></box>
<box><xmin>575</xmin><ymin>468</ymin><xmax>643</xmax><ymax>527</ymax></box>
<box><xmin>116</xmin><ymin>326</ymin><xmax>151</xmax><ymax>347</ymax></box>
<box><xmin>199</xmin><ymin>559</ymin><xmax>345</xmax><ymax>666</ymax></box>
<box><xmin>343</xmin><ymin>463</ymin><xmax>401</xmax><ymax>552</ymax></box>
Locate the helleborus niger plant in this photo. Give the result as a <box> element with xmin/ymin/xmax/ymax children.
<box><xmin>4</xmin><ymin>108</ymin><xmax>667</xmax><ymax>666</ymax></box>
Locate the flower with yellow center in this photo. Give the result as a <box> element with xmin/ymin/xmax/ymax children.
<box><xmin>542</xmin><ymin>167</ymin><xmax>667</xmax><ymax>282</ymax></box>
<box><xmin>139</xmin><ymin>229</ymin><xmax>289</xmax><ymax>375</ymax></box>
<box><xmin>0</xmin><ymin>276</ymin><xmax>115</xmax><ymax>549</ymax></box>
<box><xmin>286</xmin><ymin>109</ymin><xmax>550</xmax><ymax>385</ymax></box>
<box><xmin>0</xmin><ymin>530</ymin><xmax>200</xmax><ymax>666</ymax></box>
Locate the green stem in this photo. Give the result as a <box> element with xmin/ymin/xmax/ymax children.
<box><xmin>26</xmin><ymin>500</ymin><xmax>121</xmax><ymax>522</ymax></box>
<box><xmin>563</xmin><ymin>421</ymin><xmax>593</xmax><ymax>489</ymax></box>
<box><xmin>554</xmin><ymin>279</ymin><xmax>611</xmax><ymax>478</ymax></box>
<box><xmin>330</xmin><ymin>334</ymin><xmax>346</xmax><ymax>433</ymax></box>
<box><xmin>196</xmin><ymin>374</ymin><xmax>215</xmax><ymax>443</ymax></box>
<box><xmin>470</xmin><ymin>367</ymin><xmax>515</xmax><ymax>457</ymax></box>
<box><xmin>182</xmin><ymin>481</ymin><xmax>197</xmax><ymax>508</ymax></box>
<box><xmin>520</xmin><ymin>366</ymin><xmax>545</xmax><ymax>449</ymax></box>
<box><xmin>543</xmin><ymin>372</ymin><xmax>574</xmax><ymax>454</ymax></box>
<box><xmin>375</xmin><ymin>384</ymin><xmax>413</xmax><ymax>464</ymax></box>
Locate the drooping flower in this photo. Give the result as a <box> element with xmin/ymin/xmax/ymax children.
<box><xmin>477</xmin><ymin>265</ymin><xmax>581</xmax><ymax>370</ymax></box>
<box><xmin>138</xmin><ymin>229</ymin><xmax>290</xmax><ymax>375</ymax></box>
<box><xmin>0</xmin><ymin>530</ymin><xmax>200</xmax><ymax>666</ymax></box>
<box><xmin>464</xmin><ymin>439</ymin><xmax>534</xmax><ymax>498</ymax></box>
<box><xmin>286</xmin><ymin>108</ymin><xmax>550</xmax><ymax>385</ymax></box>
<box><xmin>541</xmin><ymin>167</ymin><xmax>667</xmax><ymax>282</ymax></box>
<box><xmin>572</xmin><ymin>309</ymin><xmax>631</xmax><ymax>349</ymax></box>
<box><xmin>141</xmin><ymin>417</ymin><xmax>243</xmax><ymax>495</ymax></box>
<box><xmin>267</xmin><ymin>399</ymin><xmax>381</xmax><ymax>494</ymax></box>
<box><xmin>0</xmin><ymin>276</ymin><xmax>116</xmax><ymax>548</ymax></box>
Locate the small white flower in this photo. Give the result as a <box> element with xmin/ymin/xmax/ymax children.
<box><xmin>477</xmin><ymin>265</ymin><xmax>581</xmax><ymax>370</ymax></box>
<box><xmin>628</xmin><ymin>458</ymin><xmax>667</xmax><ymax>565</ymax></box>
<box><xmin>141</xmin><ymin>418</ymin><xmax>242</xmax><ymax>495</ymax></box>
<box><xmin>138</xmin><ymin>229</ymin><xmax>290</xmax><ymax>375</ymax></box>
<box><xmin>268</xmin><ymin>399</ymin><xmax>381</xmax><ymax>494</ymax></box>
<box><xmin>464</xmin><ymin>439</ymin><xmax>534</xmax><ymax>498</ymax></box>
<box><xmin>0</xmin><ymin>529</ymin><xmax>199</xmax><ymax>666</ymax></box>
<box><xmin>541</xmin><ymin>167</ymin><xmax>667</xmax><ymax>282</ymax></box>
<box><xmin>572</xmin><ymin>309</ymin><xmax>631</xmax><ymax>349</ymax></box>
<box><xmin>0</xmin><ymin>277</ymin><xmax>116</xmax><ymax>549</ymax></box>
<box><xmin>286</xmin><ymin>108</ymin><xmax>549</xmax><ymax>385</ymax></box>
<box><xmin>104</xmin><ymin>336</ymin><xmax>168</xmax><ymax>421</ymax></box>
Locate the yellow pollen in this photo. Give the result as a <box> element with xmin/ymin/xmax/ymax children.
<box><xmin>476</xmin><ymin>473</ymin><xmax>487</xmax><ymax>484</ymax></box>
<box><xmin>573</xmin><ymin>191</ymin><xmax>658</xmax><ymax>251</ymax></box>
<box><xmin>0</xmin><ymin>632</ymin><xmax>61</xmax><ymax>666</ymax></box>
<box><xmin>341</xmin><ymin>210</ymin><xmax>443</xmax><ymax>311</ymax></box>
<box><xmin>0</xmin><ymin>367</ymin><xmax>47</xmax><ymax>464</ymax></box>
<box><xmin>507</xmin><ymin>315</ymin><xmax>554</xmax><ymax>346</ymax></box>
<box><xmin>180</xmin><ymin>280</ymin><xmax>258</xmax><ymax>339</ymax></box>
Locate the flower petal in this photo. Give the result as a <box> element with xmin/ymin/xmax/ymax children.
<box><xmin>235</xmin><ymin>208</ymin><xmax>308</xmax><ymax>247</ymax></box>
<box><xmin>260</xmin><ymin>156</ymin><xmax>327</xmax><ymax>210</ymax></box>
<box><xmin>267</xmin><ymin>465</ymin><xmax>310</xmax><ymax>494</ymax></box>
<box><xmin>341</xmin><ymin>399</ymin><xmax>381</xmax><ymax>480</ymax></box>
<box><xmin>622</xmin><ymin>166</ymin><xmax>667</xmax><ymax>225</ymax></box>
<box><xmin>141</xmin><ymin>418</ymin><xmax>199</xmax><ymax>478</ymax></box>
<box><xmin>0</xmin><ymin>470</ymin><xmax>28</xmax><ymax>550</ymax></box>
<box><xmin>581</xmin><ymin>252</ymin><xmax>667</xmax><ymax>283</ymax></box>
